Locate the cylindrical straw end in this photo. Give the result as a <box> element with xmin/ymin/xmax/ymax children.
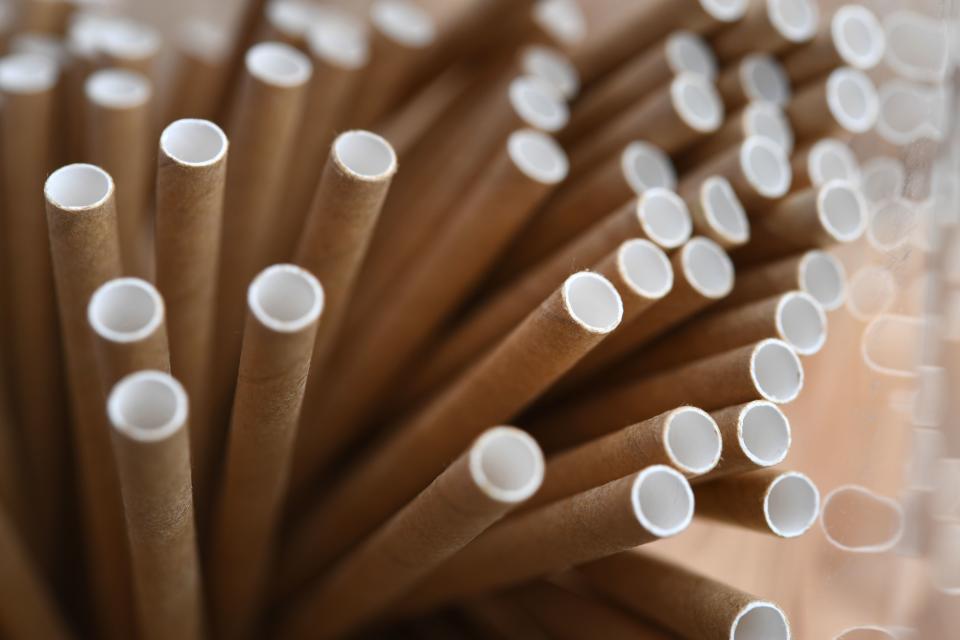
<box><xmin>88</xmin><ymin>277</ymin><xmax>165</xmax><ymax>344</ymax></box>
<box><xmin>107</xmin><ymin>370</ymin><xmax>188</xmax><ymax>443</ymax></box>
<box><xmin>631</xmin><ymin>465</ymin><xmax>695</xmax><ymax>538</ymax></box>
<box><xmin>763</xmin><ymin>471</ymin><xmax>820</xmax><ymax>538</ymax></box>
<box><xmin>468</xmin><ymin>427</ymin><xmax>545</xmax><ymax>504</ymax></box>
<box><xmin>160</xmin><ymin>118</ymin><xmax>228</xmax><ymax>167</ymax></box>
<box><xmin>44</xmin><ymin>163</ymin><xmax>114</xmax><ymax>211</ymax></box>
<box><xmin>247</xmin><ymin>264</ymin><xmax>325</xmax><ymax>333</ymax></box>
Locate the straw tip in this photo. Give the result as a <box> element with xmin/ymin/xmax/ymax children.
<box><xmin>469</xmin><ymin>427</ymin><xmax>545</xmax><ymax>504</ymax></box>
<box><xmin>617</xmin><ymin>239</ymin><xmax>674</xmax><ymax>300</ymax></box>
<box><xmin>333</xmin><ymin>130</ymin><xmax>398</xmax><ymax>181</ymax></box>
<box><xmin>45</xmin><ymin>163</ymin><xmax>114</xmax><ymax>211</ymax></box>
<box><xmin>562</xmin><ymin>272</ymin><xmax>623</xmax><ymax>334</ymax></box>
<box><xmin>370</xmin><ymin>0</ymin><xmax>436</xmax><ymax>48</ymax></box>
<box><xmin>750</xmin><ymin>339</ymin><xmax>804</xmax><ymax>404</ymax></box>
<box><xmin>671</xmin><ymin>72</ymin><xmax>723</xmax><ymax>133</ymax></box>
<box><xmin>775</xmin><ymin>291</ymin><xmax>828</xmax><ymax>356</ymax></box>
<box><xmin>245</xmin><ymin>41</ymin><xmax>313</xmax><ymax>87</ymax></box>
<box><xmin>763</xmin><ymin>471</ymin><xmax>820</xmax><ymax>538</ymax></box>
<box><xmin>731</xmin><ymin>600</ymin><xmax>791</xmax><ymax>640</ymax></box>
<box><xmin>86</xmin><ymin>67</ymin><xmax>152</xmax><ymax>108</ymax></box>
<box><xmin>509</xmin><ymin>75</ymin><xmax>570</xmax><ymax>133</ymax></box>
<box><xmin>622</xmin><ymin>142</ymin><xmax>676</xmax><ymax>194</ymax></box>
<box><xmin>88</xmin><ymin>277</ymin><xmax>165</xmax><ymax>344</ymax></box>
<box><xmin>160</xmin><ymin>119</ymin><xmax>228</xmax><ymax>166</ymax></box>
<box><xmin>0</xmin><ymin>51</ymin><xmax>59</xmax><ymax>93</ymax></box>
<box><xmin>508</xmin><ymin>129</ymin><xmax>569</xmax><ymax>184</ymax></box>
<box><xmin>637</xmin><ymin>188</ymin><xmax>693</xmax><ymax>250</ymax></box>
<box><xmin>665</xmin><ymin>407</ymin><xmax>722</xmax><ymax>475</ymax></box>
<box><xmin>248</xmin><ymin>264</ymin><xmax>325</xmax><ymax>333</ymax></box>
<box><xmin>682</xmin><ymin>237</ymin><xmax>735</xmax><ymax>299</ymax></box>
<box><xmin>738</xmin><ymin>401</ymin><xmax>791</xmax><ymax>467</ymax></box>
<box><xmin>631</xmin><ymin>465</ymin><xmax>695</xmax><ymax>537</ymax></box>
<box><xmin>107</xmin><ymin>370</ymin><xmax>188</xmax><ymax>443</ymax></box>
<box><xmin>521</xmin><ymin>44</ymin><xmax>580</xmax><ymax>101</ymax></box>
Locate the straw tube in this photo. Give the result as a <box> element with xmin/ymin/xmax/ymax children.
<box><xmin>210</xmin><ymin>265</ymin><xmax>324</xmax><ymax>640</ymax></box>
<box><xmin>786</xmin><ymin>67</ymin><xmax>879</xmax><ymax>140</ymax></box>
<box><xmin>704</xmin><ymin>401</ymin><xmax>791</xmax><ymax>480</ymax></box>
<box><xmin>276</xmin><ymin>427</ymin><xmax>544</xmax><ymax>639</ymax></box>
<box><xmin>569</xmin><ymin>72</ymin><xmax>723</xmax><ymax>177</ymax></box>
<box><xmin>155</xmin><ymin>118</ymin><xmax>228</xmax><ymax>501</ymax></box>
<box><xmin>45</xmin><ymin>163</ymin><xmax>135</xmax><ymax>640</ymax></box>
<box><xmin>107</xmin><ymin>371</ymin><xmax>204</xmax><ymax>640</ymax></box>
<box><xmin>396</xmin><ymin>466</ymin><xmax>694</xmax><ymax>613</ymax></box>
<box><xmin>164</xmin><ymin>19</ymin><xmax>230</xmax><ymax>122</ymax></box>
<box><xmin>525</xmin><ymin>407</ymin><xmax>720</xmax><ymax>511</ymax></box>
<box><xmin>782</xmin><ymin>5</ymin><xmax>885</xmax><ymax>86</ymax></box>
<box><xmin>88</xmin><ymin>278</ymin><xmax>170</xmax><ymax>383</ymax></box>
<box><xmin>790</xmin><ymin>138</ymin><xmax>860</xmax><ymax>192</ymax></box>
<box><xmin>85</xmin><ymin>68</ymin><xmax>154</xmax><ymax>278</ymax></box>
<box><xmin>95</xmin><ymin>17</ymin><xmax>161</xmax><ymax>79</ymax></box>
<box><xmin>718</xmin><ymin>250</ymin><xmax>846</xmax><ymax>312</ymax></box>
<box><xmin>712</xmin><ymin>0</ymin><xmax>819</xmax><ymax>62</ymax></box>
<box><xmin>717</xmin><ymin>53</ymin><xmax>790</xmax><ymax>113</ymax></box>
<box><xmin>578</xmin><ymin>552</ymin><xmax>792</xmax><ymax>640</ymax></box>
<box><xmin>279</xmin><ymin>272</ymin><xmax>622</xmax><ymax>594</ymax></box>
<box><xmin>681</xmin><ymin>101</ymin><xmax>794</xmax><ymax>171</ymax></box>
<box><xmin>682</xmin><ymin>176</ymin><xmax>751</xmax><ymax>248</ymax></box>
<box><xmin>694</xmin><ymin>469</ymin><xmax>820</xmax><ymax>538</ymax></box>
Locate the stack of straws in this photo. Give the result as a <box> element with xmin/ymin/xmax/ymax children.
<box><xmin>0</xmin><ymin>0</ymin><xmax>943</xmax><ymax>637</ymax></box>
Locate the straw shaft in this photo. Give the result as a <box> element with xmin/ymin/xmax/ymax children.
<box><xmin>711</xmin><ymin>0</ymin><xmax>810</xmax><ymax>62</ymax></box>
<box><xmin>165</xmin><ymin>26</ymin><xmax>229</xmax><ymax>122</ymax></box>
<box><xmin>703</xmin><ymin>402</ymin><xmax>787</xmax><ymax>479</ymax></box>
<box><xmin>379</xmin><ymin>66</ymin><xmax>471</xmax><ymax>157</ymax></box>
<box><xmin>716</xmin><ymin>250</ymin><xmax>813</xmax><ymax>311</ymax></box>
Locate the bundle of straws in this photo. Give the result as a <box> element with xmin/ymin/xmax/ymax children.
<box><xmin>0</xmin><ymin>0</ymin><xmax>953</xmax><ymax>637</ymax></box>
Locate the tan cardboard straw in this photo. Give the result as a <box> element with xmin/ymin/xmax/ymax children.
<box><xmin>681</xmin><ymin>101</ymin><xmax>794</xmax><ymax>171</ymax></box>
<box><xmin>681</xmin><ymin>176</ymin><xmax>751</xmax><ymax>249</ymax></box>
<box><xmin>716</xmin><ymin>53</ymin><xmax>790</xmax><ymax>113</ymax></box>
<box><xmin>279</xmin><ymin>271</ymin><xmax>622</xmax><ymax>594</ymax></box>
<box><xmin>277</xmin><ymin>427</ymin><xmax>544</xmax><ymax>640</ymax></box>
<box><xmin>712</xmin><ymin>0</ymin><xmax>819</xmax><ymax>63</ymax></box>
<box><xmin>210</xmin><ymin>265</ymin><xmax>324</xmax><ymax>640</ymax></box>
<box><xmin>45</xmin><ymin>163</ymin><xmax>135</xmax><ymax>640</ymax></box>
<box><xmin>519</xmin><ymin>44</ymin><xmax>580</xmax><ymax>102</ymax></box>
<box><xmin>786</xmin><ymin>67</ymin><xmax>879</xmax><ymax>141</ymax></box>
<box><xmin>716</xmin><ymin>249</ymin><xmax>846</xmax><ymax>312</ymax></box>
<box><xmin>107</xmin><ymin>371</ymin><xmax>204</xmax><ymax>640</ymax></box>
<box><xmin>694</xmin><ymin>468</ymin><xmax>820</xmax><ymax>537</ymax></box>
<box><xmin>578</xmin><ymin>552</ymin><xmax>792</xmax><ymax>640</ymax></box>
<box><xmin>703</xmin><ymin>401</ymin><xmax>791</xmax><ymax>480</ymax></box>
<box><xmin>782</xmin><ymin>5</ymin><xmax>885</xmax><ymax>86</ymax></box>
<box><xmin>85</xmin><ymin>68</ymin><xmax>154</xmax><ymax>278</ymax></box>
<box><xmin>94</xmin><ymin>18</ymin><xmax>161</xmax><ymax>81</ymax></box>
<box><xmin>790</xmin><ymin>138</ymin><xmax>860</xmax><ymax>192</ymax></box>
<box><xmin>378</xmin><ymin>66</ymin><xmax>471</xmax><ymax>157</ymax></box>
<box><xmin>396</xmin><ymin>466</ymin><xmax>694</xmax><ymax>613</ymax></box>
<box><xmin>165</xmin><ymin>19</ymin><xmax>230</xmax><ymax>122</ymax></box>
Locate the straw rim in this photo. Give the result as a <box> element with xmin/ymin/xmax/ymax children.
<box><xmin>107</xmin><ymin>370</ymin><xmax>189</xmax><ymax>443</ymax></box>
<box><xmin>468</xmin><ymin>426</ymin><xmax>545</xmax><ymax>504</ymax></box>
<box><xmin>630</xmin><ymin>465</ymin><xmax>695</xmax><ymax>538</ymax></box>
<box><xmin>561</xmin><ymin>272</ymin><xmax>623</xmax><ymax>334</ymax></box>
<box><xmin>737</xmin><ymin>401</ymin><xmax>791</xmax><ymax>467</ymax></box>
<box><xmin>88</xmin><ymin>277</ymin><xmax>165</xmax><ymax>344</ymax></box>
<box><xmin>731</xmin><ymin>600</ymin><xmax>792</xmax><ymax>640</ymax></box>
<box><xmin>774</xmin><ymin>291</ymin><xmax>828</xmax><ymax>355</ymax></box>
<box><xmin>332</xmin><ymin>129</ymin><xmax>398</xmax><ymax>181</ymax></box>
<box><xmin>621</xmin><ymin>141</ymin><xmax>676</xmax><ymax>194</ymax></box>
<box><xmin>370</xmin><ymin>0</ymin><xmax>437</xmax><ymax>48</ymax></box>
<box><xmin>762</xmin><ymin>470</ymin><xmax>820</xmax><ymax>538</ymax></box>
<box><xmin>749</xmin><ymin>338</ymin><xmax>804</xmax><ymax>404</ymax></box>
<box><xmin>85</xmin><ymin>67</ymin><xmax>152</xmax><ymax>109</ymax></box>
<box><xmin>248</xmin><ymin>264</ymin><xmax>325</xmax><ymax>333</ymax></box>
<box><xmin>832</xmin><ymin>5</ymin><xmax>886</xmax><ymax>70</ymax></box>
<box><xmin>245</xmin><ymin>41</ymin><xmax>313</xmax><ymax>87</ymax></box>
<box><xmin>0</xmin><ymin>51</ymin><xmax>59</xmax><ymax>94</ymax></box>
<box><xmin>45</xmin><ymin>163</ymin><xmax>115</xmax><ymax>211</ymax></box>
<box><xmin>664</xmin><ymin>407</ymin><xmax>722</xmax><ymax>475</ymax></box>
<box><xmin>160</xmin><ymin>119</ymin><xmax>229</xmax><ymax>167</ymax></box>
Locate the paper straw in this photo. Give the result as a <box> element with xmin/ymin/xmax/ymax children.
<box><xmin>291</xmin><ymin>129</ymin><xmax>567</xmax><ymax>491</ymax></box>
<box><xmin>44</xmin><ymin>163</ymin><xmax>135</xmax><ymax>640</ymax></box>
<box><xmin>277</xmin><ymin>427</ymin><xmax>544</xmax><ymax>640</ymax></box>
<box><xmin>259</xmin><ymin>0</ymin><xmax>338</xmax><ymax>49</ymax></box>
<box><xmin>717</xmin><ymin>249</ymin><xmax>846</xmax><ymax>312</ymax></box>
<box><xmin>782</xmin><ymin>5</ymin><xmax>885</xmax><ymax>86</ymax></box>
<box><xmin>786</xmin><ymin>67</ymin><xmax>879</xmax><ymax>140</ymax></box>
<box><xmin>212</xmin><ymin>0</ymin><xmax>267</xmax><ymax>119</ymax></box>
<box><xmin>164</xmin><ymin>19</ymin><xmax>231</xmax><ymax>122</ymax></box>
<box><xmin>155</xmin><ymin>118</ymin><xmax>228</xmax><ymax>506</ymax></box>
<box><xmin>527</xmin><ymin>407</ymin><xmax>720</xmax><ymax>511</ymax></box>
<box><xmin>790</xmin><ymin>138</ymin><xmax>860</xmax><ymax>192</ymax></box>
<box><xmin>716</xmin><ymin>53</ymin><xmax>790</xmax><ymax>113</ymax></box>
<box><xmin>94</xmin><ymin>17</ymin><xmax>161</xmax><ymax>80</ymax></box>
<box><xmin>210</xmin><ymin>264</ymin><xmax>324</xmax><ymax>640</ymax></box>
<box><xmin>0</xmin><ymin>373</ymin><xmax>22</xmax><ymax>530</ymax></box>
<box><xmin>681</xmin><ymin>101</ymin><xmax>794</xmax><ymax>171</ymax></box>
<box><xmin>84</xmin><ymin>68</ymin><xmax>154</xmax><ymax>278</ymax></box>
<box><xmin>703</xmin><ymin>401</ymin><xmax>791</xmax><ymax>480</ymax></box>
<box><xmin>396</xmin><ymin>466</ymin><xmax>694</xmax><ymax>613</ymax></box>
<box><xmin>107</xmin><ymin>371</ymin><xmax>204</xmax><ymax>640</ymax></box>
<box><xmin>569</xmin><ymin>72</ymin><xmax>723</xmax><ymax>177</ymax></box>
<box><xmin>14</xmin><ymin>0</ymin><xmax>72</xmax><ymax>35</ymax></box>
<box><xmin>562</xmin><ymin>30</ymin><xmax>716</xmax><ymax>144</ymax></box>
<box><xmin>279</xmin><ymin>271</ymin><xmax>622</xmax><ymax>594</ymax></box>
<box><xmin>712</xmin><ymin>0</ymin><xmax>819</xmax><ymax>63</ymax></box>
<box><xmin>378</xmin><ymin>66</ymin><xmax>471</xmax><ymax>157</ymax></box>
<box><xmin>519</xmin><ymin>44</ymin><xmax>580</xmax><ymax>102</ymax></box>
<box><xmin>88</xmin><ymin>278</ymin><xmax>170</xmax><ymax>383</ymax></box>
<box><xmin>681</xmin><ymin>176</ymin><xmax>751</xmax><ymax>248</ymax></box>
<box><xmin>694</xmin><ymin>469</ymin><xmax>820</xmax><ymax>538</ymax></box>
<box><xmin>578</xmin><ymin>552</ymin><xmax>792</xmax><ymax>640</ymax></box>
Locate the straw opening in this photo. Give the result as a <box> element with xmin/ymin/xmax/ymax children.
<box><xmin>818</xmin><ymin>180</ymin><xmax>867</xmax><ymax>242</ymax></box>
<box><xmin>731</xmin><ymin>601</ymin><xmax>791</xmax><ymax>640</ymax></box>
<box><xmin>826</xmin><ymin>68</ymin><xmax>878</xmax><ymax>134</ymax></box>
<box><xmin>666</xmin><ymin>31</ymin><xmax>717</xmax><ymax>79</ymax></box>
<box><xmin>469</xmin><ymin>427</ymin><xmax>545</xmax><ymax>504</ymax></box>
<box><xmin>764</xmin><ymin>472</ymin><xmax>819</xmax><ymax>537</ymax></box>
<box><xmin>800</xmin><ymin>251</ymin><xmax>845</xmax><ymax>311</ymax></box>
<box><xmin>746</xmin><ymin>102</ymin><xmax>793</xmax><ymax>154</ymax></box>
<box><xmin>371</xmin><ymin>0</ymin><xmax>436</xmax><ymax>48</ymax></box>
<box><xmin>99</xmin><ymin>17</ymin><xmax>161</xmax><ymax>59</ymax></box>
<box><xmin>86</xmin><ymin>68</ymin><xmax>151</xmax><ymax>108</ymax></box>
<box><xmin>562</xmin><ymin>272</ymin><xmax>623</xmax><ymax>334</ymax></box>
<box><xmin>107</xmin><ymin>371</ymin><xmax>188</xmax><ymax>442</ymax></box>
<box><xmin>832</xmin><ymin>6</ymin><xmax>885</xmax><ymax>70</ymax></box>
<box><xmin>699</xmin><ymin>0</ymin><xmax>749</xmax><ymax>21</ymax></box>
<box><xmin>0</xmin><ymin>52</ymin><xmax>58</xmax><ymax>93</ymax></box>
<box><xmin>666</xmin><ymin>408</ymin><xmax>722</xmax><ymax>474</ymax></box>
<box><xmin>507</xmin><ymin>129</ymin><xmax>569</xmax><ymax>185</ymax></box>
<box><xmin>88</xmin><ymin>278</ymin><xmax>164</xmax><ymax>344</ymax></box>
<box><xmin>739</xmin><ymin>402</ymin><xmax>790</xmax><ymax>466</ymax></box>
<box><xmin>631</xmin><ymin>465</ymin><xmax>694</xmax><ymax>537</ymax></box>
<box><xmin>740</xmin><ymin>137</ymin><xmax>791</xmax><ymax>198</ymax></box>
<box><xmin>741</xmin><ymin>54</ymin><xmax>790</xmax><ymax>106</ymax></box>
<box><xmin>703</xmin><ymin>177</ymin><xmax>750</xmax><ymax>244</ymax></box>
<box><xmin>638</xmin><ymin>189</ymin><xmax>692</xmax><ymax>249</ymax></box>
<box><xmin>521</xmin><ymin>45</ymin><xmax>579</xmax><ymax>100</ymax></box>
<box><xmin>682</xmin><ymin>237</ymin><xmax>735</xmax><ymax>299</ymax></box>
<box><xmin>45</xmin><ymin>164</ymin><xmax>113</xmax><ymax>210</ymax></box>
<box><xmin>509</xmin><ymin>76</ymin><xmax>569</xmax><ymax>133</ymax></box>
<box><xmin>750</xmin><ymin>339</ymin><xmax>803</xmax><ymax>403</ymax></box>
<box><xmin>248</xmin><ymin>264</ymin><xmax>325</xmax><ymax>333</ymax></box>
<box><xmin>809</xmin><ymin>139</ymin><xmax>859</xmax><ymax>187</ymax></box>
<box><xmin>767</xmin><ymin>0</ymin><xmax>818</xmax><ymax>42</ymax></box>
<box><xmin>307</xmin><ymin>14</ymin><xmax>369</xmax><ymax>69</ymax></box>
<box><xmin>245</xmin><ymin>41</ymin><xmax>312</xmax><ymax>87</ymax></box>
<box><xmin>776</xmin><ymin>292</ymin><xmax>827</xmax><ymax>355</ymax></box>
<box><xmin>334</xmin><ymin>130</ymin><xmax>397</xmax><ymax>180</ymax></box>
<box><xmin>161</xmin><ymin>119</ymin><xmax>228</xmax><ymax>166</ymax></box>
<box><xmin>672</xmin><ymin>73</ymin><xmax>723</xmax><ymax>133</ymax></box>
<box><xmin>622</xmin><ymin>142</ymin><xmax>676</xmax><ymax>194</ymax></box>
<box><xmin>617</xmin><ymin>239</ymin><xmax>673</xmax><ymax>299</ymax></box>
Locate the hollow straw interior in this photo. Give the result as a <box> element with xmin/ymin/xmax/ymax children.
<box><xmin>45</xmin><ymin>163</ymin><xmax>113</xmax><ymax>210</ymax></box>
<box><xmin>682</xmin><ymin>237</ymin><xmax>735</xmax><ymax>299</ymax></box>
<box><xmin>562</xmin><ymin>272</ymin><xmax>623</xmax><ymax>334</ymax></box>
<box><xmin>521</xmin><ymin>45</ymin><xmax>580</xmax><ymax>100</ymax></box>
<box><xmin>750</xmin><ymin>339</ymin><xmax>804</xmax><ymax>403</ymax></box>
<box><xmin>248</xmin><ymin>264</ymin><xmax>325</xmax><ymax>333</ymax></box>
<box><xmin>622</xmin><ymin>142</ymin><xmax>676</xmax><ymax>194</ymax></box>
<box><xmin>665</xmin><ymin>408</ymin><xmax>722</xmax><ymax>474</ymax></box>
<box><xmin>88</xmin><ymin>278</ymin><xmax>164</xmax><ymax>344</ymax></box>
<box><xmin>702</xmin><ymin>177</ymin><xmax>750</xmax><ymax>244</ymax></box>
<box><xmin>799</xmin><ymin>251</ymin><xmax>845</xmax><ymax>311</ymax></box>
<box><xmin>698</xmin><ymin>0</ymin><xmax>749</xmax><ymax>22</ymax></box>
<box><xmin>468</xmin><ymin>427</ymin><xmax>545</xmax><ymax>503</ymax></box>
<box><xmin>266</xmin><ymin>0</ymin><xmax>319</xmax><ymax>39</ymax></box>
<box><xmin>507</xmin><ymin>129</ymin><xmax>569</xmax><ymax>185</ymax></box>
<box><xmin>817</xmin><ymin>180</ymin><xmax>868</xmax><ymax>243</ymax></box>
<box><xmin>245</xmin><ymin>41</ymin><xmax>313</xmax><ymax>87</ymax></box>
<box><xmin>334</xmin><ymin>130</ymin><xmax>398</xmax><ymax>180</ymax></box>
<box><xmin>776</xmin><ymin>292</ymin><xmax>827</xmax><ymax>355</ymax></box>
<box><xmin>107</xmin><ymin>371</ymin><xmax>188</xmax><ymax>443</ymax></box>
<box><xmin>665</xmin><ymin>31</ymin><xmax>717</xmax><ymax>79</ymax></box>
<box><xmin>741</xmin><ymin>54</ymin><xmax>790</xmax><ymax>105</ymax></box>
<box><xmin>671</xmin><ymin>72</ymin><xmax>723</xmax><ymax>133</ymax></box>
<box><xmin>745</xmin><ymin>102</ymin><xmax>794</xmax><ymax>154</ymax></box>
<box><xmin>161</xmin><ymin>119</ymin><xmax>228</xmax><ymax>166</ymax></box>
<box><xmin>85</xmin><ymin>68</ymin><xmax>151</xmax><ymax>108</ymax></box>
<box><xmin>731</xmin><ymin>601</ymin><xmax>791</xmax><ymax>640</ymax></box>
<box><xmin>740</xmin><ymin>136</ymin><xmax>792</xmax><ymax>198</ymax></box>
<box><xmin>637</xmin><ymin>189</ymin><xmax>693</xmax><ymax>249</ymax></box>
<box><xmin>826</xmin><ymin>68</ymin><xmax>879</xmax><ymax>134</ymax></box>
<box><xmin>630</xmin><ymin>465</ymin><xmax>694</xmax><ymax>537</ymax></box>
<box><xmin>370</xmin><ymin>0</ymin><xmax>436</xmax><ymax>48</ymax></box>
<box><xmin>809</xmin><ymin>139</ymin><xmax>860</xmax><ymax>187</ymax></box>
<box><xmin>307</xmin><ymin>12</ymin><xmax>369</xmax><ymax>69</ymax></box>
<box><xmin>532</xmin><ymin>0</ymin><xmax>586</xmax><ymax>47</ymax></box>
<box><xmin>739</xmin><ymin>402</ymin><xmax>791</xmax><ymax>466</ymax></box>
<box><xmin>764</xmin><ymin>472</ymin><xmax>820</xmax><ymax>537</ymax></box>
<box><xmin>509</xmin><ymin>75</ymin><xmax>569</xmax><ymax>133</ymax></box>
<box><xmin>832</xmin><ymin>5</ymin><xmax>885</xmax><ymax>70</ymax></box>
<box><xmin>767</xmin><ymin>0</ymin><xmax>818</xmax><ymax>42</ymax></box>
<box><xmin>617</xmin><ymin>239</ymin><xmax>673</xmax><ymax>299</ymax></box>
<box><xmin>0</xmin><ymin>52</ymin><xmax>60</xmax><ymax>93</ymax></box>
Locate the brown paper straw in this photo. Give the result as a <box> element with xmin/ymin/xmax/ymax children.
<box><xmin>786</xmin><ymin>67</ymin><xmax>879</xmax><ymax>140</ymax></box>
<box><xmin>568</xmin><ymin>72</ymin><xmax>723</xmax><ymax>177</ymax></box>
<box><xmin>84</xmin><ymin>68</ymin><xmax>154</xmax><ymax>278</ymax></box>
<box><xmin>712</xmin><ymin>0</ymin><xmax>819</xmax><ymax>63</ymax></box>
<box><xmin>378</xmin><ymin>66</ymin><xmax>471</xmax><ymax>157</ymax></box>
<box><xmin>527</xmin><ymin>407</ymin><xmax>720</xmax><ymax>511</ymax></box>
<box><xmin>164</xmin><ymin>19</ymin><xmax>230</xmax><ymax>122</ymax></box>
<box><xmin>0</xmin><ymin>504</ymin><xmax>73</xmax><ymax>640</ymax></box>
<box><xmin>279</xmin><ymin>271</ymin><xmax>622</xmax><ymax>593</ymax></box>
<box><xmin>562</xmin><ymin>31</ymin><xmax>716</xmax><ymax>144</ymax></box>
<box><xmin>277</xmin><ymin>427</ymin><xmax>544</xmax><ymax>640</ymax></box>
<box><xmin>694</xmin><ymin>468</ymin><xmax>820</xmax><ymax>537</ymax></box>
<box><xmin>291</xmin><ymin>129</ymin><xmax>567</xmax><ymax>490</ymax></box>
<box><xmin>396</xmin><ymin>466</ymin><xmax>694</xmax><ymax>613</ymax></box>
<box><xmin>107</xmin><ymin>371</ymin><xmax>204</xmax><ymax>640</ymax></box>
<box><xmin>213</xmin><ymin>0</ymin><xmax>268</xmax><ymax>118</ymax></box>
<box><xmin>0</xmin><ymin>374</ymin><xmax>22</xmax><ymax>528</ymax></box>
<box><xmin>782</xmin><ymin>5</ymin><xmax>885</xmax><ymax>86</ymax></box>
<box><xmin>703</xmin><ymin>401</ymin><xmax>791</xmax><ymax>480</ymax></box>
<box><xmin>716</xmin><ymin>53</ymin><xmax>791</xmax><ymax>113</ymax></box>
<box><xmin>535</xmin><ymin>339</ymin><xmax>804</xmax><ymax>445</ymax></box>
<box><xmin>210</xmin><ymin>265</ymin><xmax>323</xmax><ymax>640</ymax></box>
<box><xmin>0</xmin><ymin>52</ymin><xmax>67</xmax><ymax>567</ymax></box>
<box><xmin>44</xmin><ymin>163</ymin><xmax>135</xmax><ymax>640</ymax></box>
<box><xmin>258</xmin><ymin>0</ymin><xmax>336</xmax><ymax>49</ymax></box>
<box><xmin>577</xmin><ymin>552</ymin><xmax>792</xmax><ymax>640</ymax></box>
<box><xmin>15</xmin><ymin>0</ymin><xmax>72</xmax><ymax>35</ymax></box>
<box><xmin>94</xmin><ymin>17</ymin><xmax>161</xmax><ymax>80</ymax></box>
<box><xmin>88</xmin><ymin>278</ymin><xmax>170</xmax><ymax>383</ymax></box>
<box><xmin>679</xmin><ymin>136</ymin><xmax>791</xmax><ymax>215</ymax></box>
<box><xmin>681</xmin><ymin>101</ymin><xmax>794</xmax><ymax>171</ymax></box>
<box><xmin>681</xmin><ymin>176</ymin><xmax>751</xmax><ymax>248</ymax></box>
<box><xmin>790</xmin><ymin>137</ymin><xmax>860</xmax><ymax>192</ymax></box>
<box><xmin>155</xmin><ymin>118</ymin><xmax>228</xmax><ymax>505</ymax></box>
<box><xmin>716</xmin><ymin>249</ymin><xmax>846</xmax><ymax>312</ymax></box>
<box><xmin>519</xmin><ymin>44</ymin><xmax>580</xmax><ymax>102</ymax></box>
